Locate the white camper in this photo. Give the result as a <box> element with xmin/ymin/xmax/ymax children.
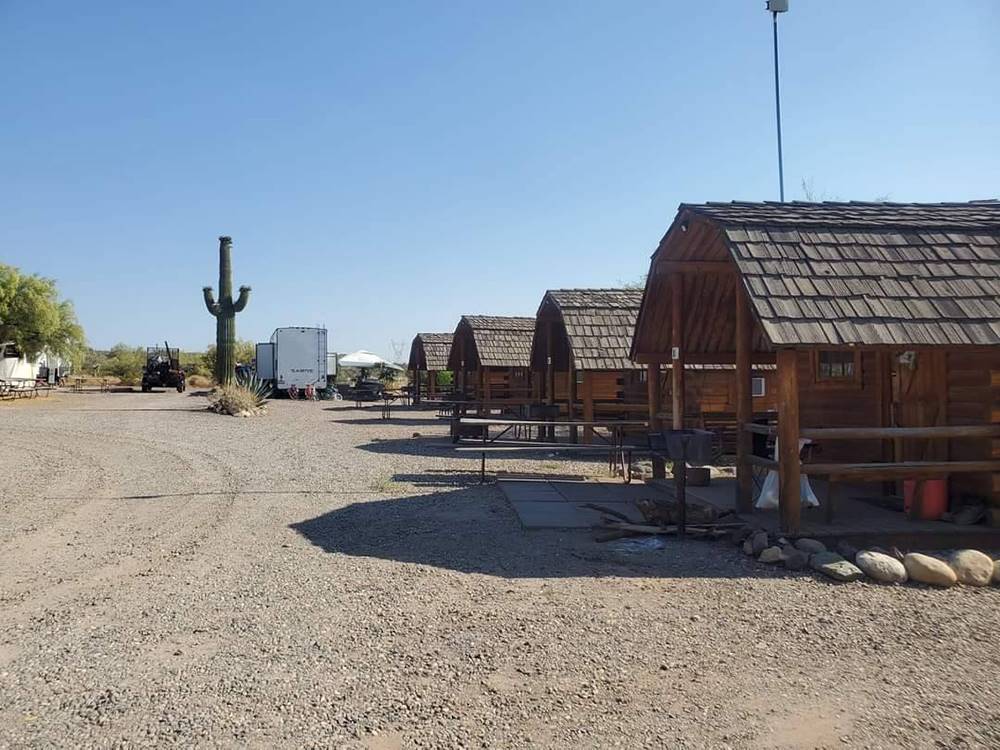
<box><xmin>256</xmin><ymin>327</ymin><xmax>328</xmax><ymax>392</ymax></box>
<box><xmin>1</xmin><ymin>344</ymin><xmax>72</xmax><ymax>387</ymax></box>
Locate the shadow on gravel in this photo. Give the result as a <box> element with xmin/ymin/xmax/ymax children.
<box><xmin>65</xmin><ymin>407</ymin><xmax>214</xmax><ymax>413</ymax></box>
<box><xmin>356</xmin><ymin>436</ymin><xmax>456</xmax><ymax>457</ymax></box>
<box><xmin>331</xmin><ymin>417</ymin><xmax>444</xmax><ymax>427</ymax></box>
<box><xmin>391</xmin><ymin>470</ymin><xmax>484</xmax><ymax>487</ymax></box>
<box><xmin>290</xmin><ymin>487</ymin><xmax>747</xmax><ymax>579</ymax></box>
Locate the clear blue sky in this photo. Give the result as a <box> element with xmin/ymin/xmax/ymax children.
<box><xmin>2</xmin><ymin>1</ymin><xmax>998</xmax><ymax>356</ymax></box>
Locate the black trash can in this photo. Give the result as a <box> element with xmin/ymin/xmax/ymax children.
<box><xmin>659</xmin><ymin>428</ymin><xmax>714</xmax><ymax>466</ymax></box>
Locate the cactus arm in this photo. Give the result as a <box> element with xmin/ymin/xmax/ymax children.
<box><xmin>232</xmin><ymin>286</ymin><xmax>251</xmax><ymax>313</ymax></box>
<box><xmin>203</xmin><ymin>287</ymin><xmax>221</xmax><ymax>316</ymax></box>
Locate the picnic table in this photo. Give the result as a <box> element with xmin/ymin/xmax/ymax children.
<box><xmin>453</xmin><ymin>417</ymin><xmax>650</xmax><ymax>483</ymax></box>
<box><xmin>379</xmin><ymin>391</ymin><xmax>411</xmax><ymax>419</ymax></box>
<box><xmin>0</xmin><ymin>377</ymin><xmax>54</xmax><ymax>400</ymax></box>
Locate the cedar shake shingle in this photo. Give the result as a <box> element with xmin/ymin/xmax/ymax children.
<box><xmin>537</xmin><ymin>289</ymin><xmax>644</xmax><ymax>371</ymax></box>
<box><xmin>449</xmin><ymin>316</ymin><xmax>535</xmax><ymax>369</ymax></box>
<box><xmin>683</xmin><ymin>201</ymin><xmax>1000</xmax><ymax>347</ymax></box>
<box><xmin>407</xmin><ymin>333</ymin><xmax>452</xmax><ymax>371</ymax></box>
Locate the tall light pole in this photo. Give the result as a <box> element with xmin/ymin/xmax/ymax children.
<box><xmin>766</xmin><ymin>0</ymin><xmax>788</xmax><ymax>201</ymax></box>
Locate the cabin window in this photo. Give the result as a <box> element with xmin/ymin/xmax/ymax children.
<box><xmin>751</xmin><ymin>377</ymin><xmax>766</xmax><ymax>397</ymax></box>
<box><xmin>814</xmin><ymin>350</ymin><xmax>861</xmax><ymax>384</ymax></box>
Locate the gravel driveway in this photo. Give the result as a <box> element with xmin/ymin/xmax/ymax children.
<box><xmin>1</xmin><ymin>391</ymin><xmax>997</xmax><ymax>749</ymax></box>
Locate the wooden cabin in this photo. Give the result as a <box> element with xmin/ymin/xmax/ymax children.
<box><xmin>407</xmin><ymin>332</ymin><xmax>452</xmax><ymax>403</ymax></box>
<box><xmin>447</xmin><ymin>315</ymin><xmax>536</xmax><ymax>407</ymax></box>
<box><xmin>632</xmin><ymin>200</ymin><xmax>1000</xmax><ymax>534</ymax></box>
<box><xmin>530</xmin><ymin>289</ymin><xmax>646</xmax><ymax>437</ymax></box>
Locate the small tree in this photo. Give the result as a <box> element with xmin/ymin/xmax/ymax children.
<box><xmin>104</xmin><ymin>344</ymin><xmax>146</xmax><ymax>384</ymax></box>
<box><xmin>0</xmin><ymin>263</ymin><xmax>85</xmax><ymax>366</ymax></box>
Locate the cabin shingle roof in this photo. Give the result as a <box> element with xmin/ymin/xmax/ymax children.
<box><xmin>407</xmin><ymin>332</ymin><xmax>452</xmax><ymax>371</ymax></box>
<box><xmin>541</xmin><ymin>289</ymin><xmax>644</xmax><ymax>370</ymax></box>
<box><xmin>455</xmin><ymin>315</ymin><xmax>535</xmax><ymax>368</ymax></box>
<box><xmin>684</xmin><ymin>201</ymin><xmax>1000</xmax><ymax>347</ymax></box>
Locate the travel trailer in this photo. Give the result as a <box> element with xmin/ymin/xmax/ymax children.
<box><xmin>255</xmin><ymin>327</ymin><xmax>328</xmax><ymax>393</ymax></box>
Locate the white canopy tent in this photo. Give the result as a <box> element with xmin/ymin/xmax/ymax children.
<box><xmin>338</xmin><ymin>350</ymin><xmax>403</xmax><ymax>371</ymax></box>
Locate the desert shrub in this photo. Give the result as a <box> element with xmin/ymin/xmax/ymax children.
<box><xmin>102</xmin><ymin>344</ymin><xmax>146</xmax><ymax>385</ymax></box>
<box><xmin>180</xmin><ymin>351</ymin><xmax>212</xmax><ymax>378</ymax></box>
<box><xmin>207</xmin><ymin>385</ymin><xmax>264</xmax><ymax>416</ymax></box>
<box><xmin>207</xmin><ymin>373</ymin><xmax>272</xmax><ymax>416</ymax></box>
<box><xmin>187</xmin><ymin>374</ymin><xmax>214</xmax><ymax>389</ymax></box>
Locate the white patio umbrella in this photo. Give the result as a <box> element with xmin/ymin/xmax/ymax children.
<box><xmin>338</xmin><ymin>350</ymin><xmax>403</xmax><ymax>370</ymax></box>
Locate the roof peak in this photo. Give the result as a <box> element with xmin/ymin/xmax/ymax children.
<box><xmin>678</xmin><ymin>200</ymin><xmax>1000</xmax><ymax>231</ymax></box>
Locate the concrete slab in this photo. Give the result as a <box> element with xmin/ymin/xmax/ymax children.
<box><xmin>499</xmin><ymin>479</ymin><xmax>661</xmax><ymax>529</ymax></box>
<box><xmin>508</xmin><ymin>500</ymin><xmax>645</xmax><ymax>529</ymax></box>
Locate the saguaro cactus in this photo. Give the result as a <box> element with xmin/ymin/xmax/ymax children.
<box><xmin>203</xmin><ymin>236</ymin><xmax>250</xmax><ymax>386</ymax></box>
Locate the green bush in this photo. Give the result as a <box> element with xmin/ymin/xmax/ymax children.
<box><xmin>202</xmin><ymin>339</ymin><xmax>256</xmax><ymax>380</ymax></box>
<box><xmin>103</xmin><ymin>344</ymin><xmax>146</xmax><ymax>385</ymax></box>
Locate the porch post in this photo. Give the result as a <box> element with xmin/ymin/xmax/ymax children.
<box><xmin>545</xmin><ymin>320</ymin><xmax>555</xmax><ymax>405</ymax></box>
<box><xmin>582</xmin><ymin>371</ymin><xmax>594</xmax><ymax>444</ymax></box>
<box><xmin>567</xmin><ymin>365</ymin><xmax>577</xmax><ymax>443</ymax></box>
<box><xmin>735</xmin><ymin>286</ymin><xmax>753</xmax><ymax>513</ymax></box>
<box><xmin>777</xmin><ymin>348</ymin><xmax>801</xmax><ymax>533</ymax></box>
<box><xmin>413</xmin><ymin>369</ymin><xmax>421</xmax><ymax>404</ymax></box>
<box><xmin>648</xmin><ymin>363</ymin><xmax>665</xmax><ymax>479</ymax></box>
<box><xmin>671</xmin><ymin>275</ymin><xmax>685</xmax><ymax>430</ymax></box>
<box><xmin>428</xmin><ymin>370</ymin><xmax>436</xmax><ymax>398</ymax></box>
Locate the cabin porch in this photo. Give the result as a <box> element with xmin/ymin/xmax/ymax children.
<box><xmin>655</xmin><ymin>475</ymin><xmax>1000</xmax><ymax>551</ymax></box>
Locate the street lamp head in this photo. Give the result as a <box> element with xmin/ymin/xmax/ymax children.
<box><xmin>766</xmin><ymin>0</ymin><xmax>788</xmax><ymax>12</ymax></box>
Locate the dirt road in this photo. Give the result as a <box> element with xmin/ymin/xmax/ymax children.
<box><xmin>1</xmin><ymin>391</ymin><xmax>997</xmax><ymax>748</ymax></box>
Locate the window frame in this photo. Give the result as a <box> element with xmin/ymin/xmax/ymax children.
<box><xmin>812</xmin><ymin>349</ymin><xmax>862</xmax><ymax>388</ymax></box>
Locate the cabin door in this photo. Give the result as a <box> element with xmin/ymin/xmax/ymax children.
<box><xmin>891</xmin><ymin>350</ymin><xmax>948</xmax><ymax>462</ymax></box>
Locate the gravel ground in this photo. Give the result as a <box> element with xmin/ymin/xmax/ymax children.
<box><xmin>1</xmin><ymin>390</ymin><xmax>998</xmax><ymax>749</ymax></box>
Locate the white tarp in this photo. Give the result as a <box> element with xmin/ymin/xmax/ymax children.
<box><xmin>338</xmin><ymin>350</ymin><xmax>403</xmax><ymax>370</ymax></box>
<box><xmin>755</xmin><ymin>437</ymin><xmax>820</xmax><ymax>509</ymax></box>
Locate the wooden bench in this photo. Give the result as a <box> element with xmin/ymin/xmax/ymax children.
<box><xmin>453</xmin><ymin>442</ymin><xmax>653</xmax><ymax>484</ymax></box>
<box><xmin>0</xmin><ymin>378</ymin><xmax>40</xmax><ymax>400</ymax></box>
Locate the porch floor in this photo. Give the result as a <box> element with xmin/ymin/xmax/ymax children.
<box><xmin>655</xmin><ymin>477</ymin><xmax>1000</xmax><ymax>551</ymax></box>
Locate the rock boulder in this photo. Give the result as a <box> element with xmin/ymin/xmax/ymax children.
<box><xmin>810</xmin><ymin>551</ymin><xmax>864</xmax><ymax>582</ymax></box>
<box><xmin>855</xmin><ymin>550</ymin><xmax>907</xmax><ymax>584</ymax></box>
<box><xmin>903</xmin><ymin>553</ymin><xmax>957</xmax><ymax>587</ymax></box>
<box><xmin>758</xmin><ymin>546</ymin><xmax>784</xmax><ymax>564</ymax></box>
<box><xmin>795</xmin><ymin>538</ymin><xmax>827</xmax><ymax>555</ymax></box>
<box><xmin>783</xmin><ymin>549</ymin><xmax>809</xmax><ymax>571</ymax></box>
<box><xmin>750</xmin><ymin>531</ymin><xmax>770</xmax><ymax>556</ymax></box>
<box><xmin>949</xmin><ymin>549</ymin><xmax>994</xmax><ymax>587</ymax></box>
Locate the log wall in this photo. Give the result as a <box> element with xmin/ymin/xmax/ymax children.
<box><xmin>947</xmin><ymin>349</ymin><xmax>1000</xmax><ymax>507</ymax></box>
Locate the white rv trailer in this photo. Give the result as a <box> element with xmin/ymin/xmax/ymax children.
<box><xmin>0</xmin><ymin>343</ymin><xmax>38</xmax><ymax>388</ymax></box>
<box><xmin>1</xmin><ymin>344</ymin><xmax>73</xmax><ymax>388</ymax></box>
<box><xmin>255</xmin><ymin>327</ymin><xmax>328</xmax><ymax>392</ymax></box>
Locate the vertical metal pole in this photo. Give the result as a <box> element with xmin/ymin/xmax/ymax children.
<box><xmin>772</xmin><ymin>11</ymin><xmax>785</xmax><ymax>202</ymax></box>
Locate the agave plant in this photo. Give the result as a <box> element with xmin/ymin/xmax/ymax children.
<box><xmin>235</xmin><ymin>371</ymin><xmax>273</xmax><ymax>407</ymax></box>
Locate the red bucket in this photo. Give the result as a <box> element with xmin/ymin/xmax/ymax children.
<box><xmin>903</xmin><ymin>478</ymin><xmax>948</xmax><ymax>520</ymax></box>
